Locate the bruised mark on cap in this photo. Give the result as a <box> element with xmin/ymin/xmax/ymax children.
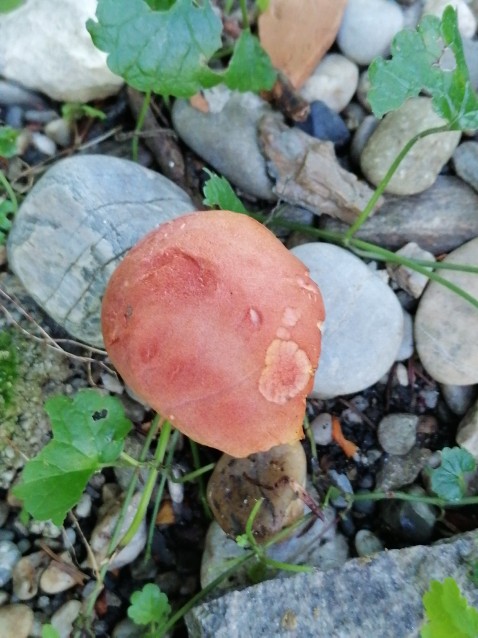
<box><xmin>258</xmin><ymin>339</ymin><xmax>313</xmax><ymax>405</ymax></box>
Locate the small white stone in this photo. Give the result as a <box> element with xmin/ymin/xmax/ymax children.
<box><xmin>12</xmin><ymin>551</ymin><xmax>45</xmax><ymax>600</ymax></box>
<box><xmin>311</xmin><ymin>413</ymin><xmax>333</xmax><ymax>445</ymax></box>
<box><xmin>378</xmin><ymin>413</ymin><xmax>418</xmax><ymax>455</ymax></box>
<box><xmin>31</xmin><ymin>132</ymin><xmax>56</xmax><ymax>157</ymax></box>
<box><xmin>395</xmin><ymin>363</ymin><xmax>409</xmax><ymax>387</ymax></box>
<box><xmin>387</xmin><ymin>242</ymin><xmax>436</xmax><ymax>298</ymax></box>
<box><xmin>74</xmin><ymin>493</ymin><xmax>92</xmax><ymax>519</ymax></box>
<box><xmin>100</xmin><ymin>372</ymin><xmax>124</xmax><ymax>394</ymax></box>
<box><xmin>299</xmin><ymin>54</ymin><xmax>359</xmax><ymax>112</ymax></box>
<box><xmin>337</xmin><ymin>0</ymin><xmax>404</xmax><ymax>65</ymax></box>
<box><xmin>44</xmin><ymin>118</ymin><xmax>72</xmax><ymax>148</ymax></box>
<box><xmin>441</xmin><ymin>383</ymin><xmax>477</xmax><ymax>416</ymax></box>
<box><xmin>168</xmin><ymin>467</ymin><xmax>184</xmax><ymax>504</ymax></box>
<box><xmin>39</xmin><ymin>552</ymin><xmax>78</xmax><ymax>594</ymax></box>
<box><xmin>395</xmin><ymin>309</ymin><xmax>414</xmax><ymax>362</ymax></box>
<box><xmin>457</xmin><ymin>399</ymin><xmax>478</xmax><ymax>460</ymax></box>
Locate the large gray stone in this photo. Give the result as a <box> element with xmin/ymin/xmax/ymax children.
<box><xmin>361</xmin><ymin>98</ymin><xmax>461</xmax><ymax>195</ymax></box>
<box><xmin>186</xmin><ymin>531</ymin><xmax>478</xmax><ymax>637</ymax></box>
<box><xmin>291</xmin><ymin>243</ymin><xmax>403</xmax><ymax>399</ymax></box>
<box><xmin>415</xmin><ymin>237</ymin><xmax>478</xmax><ymax>385</ymax></box>
<box><xmin>320</xmin><ymin>176</ymin><xmax>478</xmax><ymax>255</ymax></box>
<box><xmin>172</xmin><ymin>88</ymin><xmax>275</xmax><ymax>200</ymax></box>
<box><xmin>7</xmin><ymin>154</ymin><xmax>194</xmax><ymax>347</ymax></box>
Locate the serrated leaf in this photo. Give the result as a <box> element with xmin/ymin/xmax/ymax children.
<box><xmin>128</xmin><ymin>583</ymin><xmax>171</xmax><ymax>626</ymax></box>
<box><xmin>224</xmin><ymin>29</ymin><xmax>277</xmax><ymax>93</ymax></box>
<box><xmin>0</xmin><ymin>126</ymin><xmax>20</xmax><ymax>158</ymax></box>
<box><xmin>87</xmin><ymin>0</ymin><xmax>223</xmax><ymax>98</ymax></box>
<box><xmin>429</xmin><ymin>447</ymin><xmax>476</xmax><ymax>502</ymax></box>
<box><xmin>421</xmin><ymin>578</ymin><xmax>478</xmax><ymax>638</ymax></box>
<box><xmin>368</xmin><ymin>6</ymin><xmax>478</xmax><ymax>130</ymax></box>
<box><xmin>202</xmin><ymin>169</ymin><xmax>248</xmax><ymax>213</ymax></box>
<box><xmin>13</xmin><ymin>389</ymin><xmax>132</xmax><ymax>525</ymax></box>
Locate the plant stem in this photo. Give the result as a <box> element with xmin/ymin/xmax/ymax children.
<box><xmin>239</xmin><ymin>0</ymin><xmax>249</xmax><ymax>28</ymax></box>
<box><xmin>344</xmin><ymin>124</ymin><xmax>451</xmax><ymax>243</ymax></box>
<box><xmin>351</xmin><ymin>490</ymin><xmax>478</xmax><ymax>508</ymax></box>
<box><xmin>132</xmin><ymin>89</ymin><xmax>152</xmax><ymax>162</ymax></box>
<box><xmin>144</xmin><ymin>428</ymin><xmax>180</xmax><ymax>562</ymax></box>
<box><xmin>119</xmin><ymin>419</ymin><xmax>172</xmax><ymax>547</ymax></box>
<box><xmin>0</xmin><ymin>169</ymin><xmax>18</xmax><ymax>211</ymax></box>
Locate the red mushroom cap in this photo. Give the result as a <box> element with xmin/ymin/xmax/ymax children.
<box><xmin>101</xmin><ymin>210</ymin><xmax>324</xmax><ymax>457</ymax></box>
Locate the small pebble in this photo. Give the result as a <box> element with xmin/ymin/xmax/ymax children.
<box><xmin>387</xmin><ymin>242</ymin><xmax>436</xmax><ymax>298</ymax></box>
<box><xmin>24</xmin><ymin>109</ymin><xmax>59</xmax><ymax>124</ymax></box>
<box><xmin>74</xmin><ymin>493</ymin><xmax>92</xmax><ymax>519</ymax></box>
<box><xmin>456</xmin><ymin>398</ymin><xmax>478</xmax><ymax>460</ymax></box>
<box><xmin>395</xmin><ymin>309</ymin><xmax>414</xmax><ymax>362</ymax></box>
<box><xmin>378</xmin><ymin>413</ymin><xmax>418</xmax><ymax>455</ymax></box>
<box><xmin>299</xmin><ymin>53</ymin><xmax>359</xmax><ymax>112</ymax></box>
<box><xmin>395</xmin><ymin>363</ymin><xmax>409</xmax><ymax>387</ymax></box>
<box><xmin>311</xmin><ymin>413</ymin><xmax>333</xmax><ymax>445</ymax></box>
<box><xmin>381</xmin><ymin>485</ymin><xmax>438</xmax><ymax>543</ymax></box>
<box><xmin>353</xmin><ymin>490</ymin><xmax>376</xmax><ymax>515</ymax></box>
<box><xmin>354</xmin><ymin>529</ymin><xmax>384</xmax><ymax>556</ymax></box>
<box><xmin>376</xmin><ymin>448</ymin><xmax>432</xmax><ymax>491</ymax></box>
<box><xmin>0</xmin><ymin>80</ymin><xmax>45</xmax><ymax>107</ymax></box>
<box><xmin>4</xmin><ymin>105</ymin><xmax>23</xmax><ymax>128</ymax></box>
<box><xmin>168</xmin><ymin>467</ymin><xmax>185</xmax><ymax>504</ymax></box>
<box><xmin>40</xmin><ymin>556</ymin><xmax>79</xmax><ymax>594</ymax></box>
<box><xmin>328</xmin><ymin>470</ymin><xmax>353</xmax><ymax>509</ymax></box>
<box><xmin>0</xmin><ymin>604</ymin><xmax>34</xmax><ymax>638</ymax></box>
<box><xmin>0</xmin><ymin>540</ymin><xmax>21</xmax><ymax>587</ymax></box>
<box><xmin>51</xmin><ymin>599</ymin><xmax>82</xmax><ymax>638</ymax></box>
<box><xmin>44</xmin><ymin>117</ymin><xmax>72</xmax><ymax>147</ymax></box>
<box><xmin>337</xmin><ymin>0</ymin><xmax>404</xmax><ymax>65</ymax></box>
<box><xmin>441</xmin><ymin>383</ymin><xmax>477</xmax><ymax>416</ymax></box>
<box><xmin>31</xmin><ymin>131</ymin><xmax>57</xmax><ymax>156</ymax></box>
<box><xmin>296</xmin><ymin>101</ymin><xmax>350</xmax><ymax>147</ymax></box>
<box><xmin>12</xmin><ymin>552</ymin><xmax>44</xmax><ymax>600</ymax></box>
<box><xmin>453</xmin><ymin>141</ymin><xmax>478</xmax><ymax>193</ymax></box>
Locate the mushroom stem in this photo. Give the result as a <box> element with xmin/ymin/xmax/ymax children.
<box><xmin>331</xmin><ymin>416</ymin><xmax>359</xmax><ymax>459</ymax></box>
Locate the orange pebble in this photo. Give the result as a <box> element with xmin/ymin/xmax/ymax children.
<box><xmin>331</xmin><ymin>416</ymin><xmax>359</xmax><ymax>458</ymax></box>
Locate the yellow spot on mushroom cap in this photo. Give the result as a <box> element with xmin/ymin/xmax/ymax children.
<box><xmin>258</xmin><ymin>339</ymin><xmax>312</xmax><ymax>405</ymax></box>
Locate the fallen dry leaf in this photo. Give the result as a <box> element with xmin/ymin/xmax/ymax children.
<box><xmin>258</xmin><ymin>0</ymin><xmax>347</xmax><ymax>89</ymax></box>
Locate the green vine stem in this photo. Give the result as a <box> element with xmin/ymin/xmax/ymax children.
<box><xmin>239</xmin><ymin>0</ymin><xmax>249</xmax><ymax>28</ymax></box>
<box><xmin>0</xmin><ymin>169</ymin><xmax>18</xmax><ymax>212</ymax></box>
<box><xmin>132</xmin><ymin>89</ymin><xmax>152</xmax><ymax>162</ymax></box>
<box><xmin>344</xmin><ymin>124</ymin><xmax>450</xmax><ymax>242</ymax></box>
<box><xmin>350</xmin><ymin>490</ymin><xmax>478</xmax><ymax>508</ymax></box>
<box><xmin>144</xmin><ymin>427</ymin><xmax>180</xmax><ymax>562</ymax></box>
<box><xmin>119</xmin><ymin>418</ymin><xmax>172</xmax><ymax>547</ymax></box>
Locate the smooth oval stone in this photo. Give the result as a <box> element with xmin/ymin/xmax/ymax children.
<box><xmin>415</xmin><ymin>237</ymin><xmax>478</xmax><ymax>385</ymax></box>
<box><xmin>453</xmin><ymin>141</ymin><xmax>478</xmax><ymax>193</ymax></box>
<box><xmin>299</xmin><ymin>53</ymin><xmax>359</xmax><ymax>112</ymax></box>
<box><xmin>7</xmin><ymin>155</ymin><xmax>194</xmax><ymax>347</ymax></box>
<box><xmin>296</xmin><ymin>101</ymin><xmax>350</xmax><ymax>147</ymax></box>
<box><xmin>320</xmin><ymin>175</ymin><xmax>478</xmax><ymax>255</ymax></box>
<box><xmin>377</xmin><ymin>413</ymin><xmax>418</xmax><ymax>455</ymax></box>
<box><xmin>291</xmin><ymin>243</ymin><xmax>403</xmax><ymax>399</ymax></box>
<box><xmin>0</xmin><ymin>604</ymin><xmax>34</xmax><ymax>638</ymax></box>
<box><xmin>337</xmin><ymin>0</ymin><xmax>404</xmax><ymax>65</ymax></box>
<box><xmin>172</xmin><ymin>88</ymin><xmax>275</xmax><ymax>200</ymax></box>
<box><xmin>361</xmin><ymin>97</ymin><xmax>461</xmax><ymax>195</ymax></box>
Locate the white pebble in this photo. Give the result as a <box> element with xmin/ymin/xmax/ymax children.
<box><xmin>74</xmin><ymin>493</ymin><xmax>92</xmax><ymax>519</ymax></box>
<box><xmin>311</xmin><ymin>413</ymin><xmax>333</xmax><ymax>445</ymax></box>
<box><xmin>395</xmin><ymin>309</ymin><xmax>414</xmax><ymax>362</ymax></box>
<box><xmin>51</xmin><ymin>599</ymin><xmax>82</xmax><ymax>638</ymax></box>
<box><xmin>300</xmin><ymin>54</ymin><xmax>359</xmax><ymax>112</ymax></box>
<box><xmin>168</xmin><ymin>467</ymin><xmax>184</xmax><ymax>504</ymax></box>
<box><xmin>337</xmin><ymin>0</ymin><xmax>404</xmax><ymax>66</ymax></box>
<box><xmin>31</xmin><ymin>131</ymin><xmax>57</xmax><ymax>156</ymax></box>
<box><xmin>395</xmin><ymin>362</ymin><xmax>409</xmax><ymax>387</ymax></box>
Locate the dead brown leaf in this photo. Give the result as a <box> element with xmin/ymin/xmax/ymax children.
<box><xmin>258</xmin><ymin>0</ymin><xmax>348</xmax><ymax>89</ymax></box>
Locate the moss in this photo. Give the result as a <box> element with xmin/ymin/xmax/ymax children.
<box><xmin>0</xmin><ymin>329</ymin><xmax>18</xmax><ymax>411</ymax></box>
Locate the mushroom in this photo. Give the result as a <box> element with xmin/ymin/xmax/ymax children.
<box><xmin>101</xmin><ymin>210</ymin><xmax>324</xmax><ymax>458</ymax></box>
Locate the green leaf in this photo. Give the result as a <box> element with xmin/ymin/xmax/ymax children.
<box><xmin>368</xmin><ymin>6</ymin><xmax>478</xmax><ymax>130</ymax></box>
<box><xmin>41</xmin><ymin>625</ymin><xmax>61</xmax><ymax>638</ymax></box>
<box><xmin>13</xmin><ymin>389</ymin><xmax>132</xmax><ymax>525</ymax></box>
<box><xmin>421</xmin><ymin>578</ymin><xmax>478</xmax><ymax>638</ymax></box>
<box><xmin>87</xmin><ymin>0</ymin><xmax>223</xmax><ymax>98</ymax></box>
<box><xmin>128</xmin><ymin>583</ymin><xmax>171</xmax><ymax>627</ymax></box>
<box><xmin>202</xmin><ymin>169</ymin><xmax>248</xmax><ymax>213</ymax></box>
<box><xmin>429</xmin><ymin>447</ymin><xmax>476</xmax><ymax>501</ymax></box>
<box><xmin>61</xmin><ymin>103</ymin><xmax>106</xmax><ymax>123</ymax></box>
<box><xmin>224</xmin><ymin>29</ymin><xmax>277</xmax><ymax>93</ymax></box>
<box><xmin>0</xmin><ymin>0</ymin><xmax>24</xmax><ymax>13</ymax></box>
<box><xmin>0</xmin><ymin>126</ymin><xmax>20</xmax><ymax>158</ymax></box>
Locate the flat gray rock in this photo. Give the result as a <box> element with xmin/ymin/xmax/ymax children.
<box><xmin>291</xmin><ymin>242</ymin><xmax>403</xmax><ymax>399</ymax></box>
<box><xmin>361</xmin><ymin>97</ymin><xmax>460</xmax><ymax>195</ymax></box>
<box><xmin>320</xmin><ymin>176</ymin><xmax>478</xmax><ymax>255</ymax></box>
<box><xmin>7</xmin><ymin>155</ymin><xmax>194</xmax><ymax>347</ymax></box>
<box><xmin>172</xmin><ymin>89</ymin><xmax>275</xmax><ymax>200</ymax></box>
<box><xmin>415</xmin><ymin>236</ymin><xmax>478</xmax><ymax>385</ymax></box>
<box><xmin>186</xmin><ymin>531</ymin><xmax>478</xmax><ymax>637</ymax></box>
<box><xmin>453</xmin><ymin>141</ymin><xmax>478</xmax><ymax>193</ymax></box>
